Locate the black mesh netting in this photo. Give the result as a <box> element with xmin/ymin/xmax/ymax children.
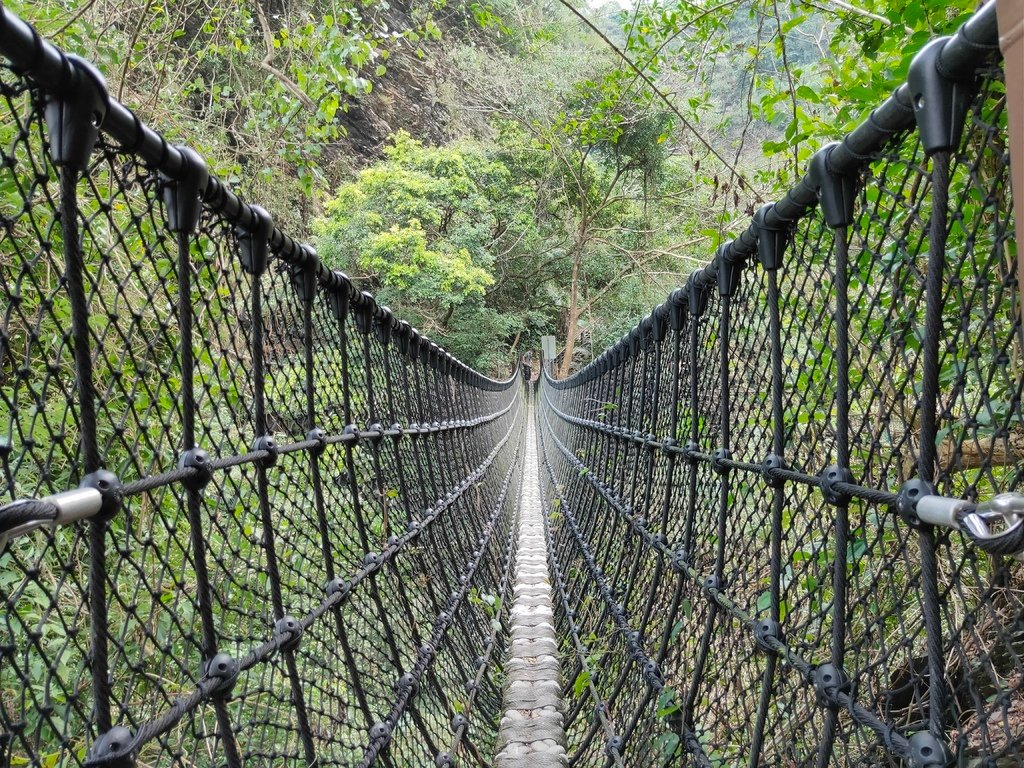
<box><xmin>2</xmin><ymin>3</ymin><xmax>1022</xmax><ymax>768</ymax></box>
<box><xmin>537</xmin><ymin>26</ymin><xmax>1022</xmax><ymax>768</ymax></box>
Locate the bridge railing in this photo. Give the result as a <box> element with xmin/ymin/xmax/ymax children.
<box><xmin>0</xmin><ymin>7</ymin><xmax>524</xmax><ymax>766</ymax></box>
<box><xmin>539</xmin><ymin>3</ymin><xmax>1021</xmax><ymax>766</ymax></box>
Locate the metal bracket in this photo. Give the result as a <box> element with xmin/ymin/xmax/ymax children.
<box><xmin>712</xmin><ymin>448</ymin><xmax>731</xmax><ymax>475</ymax></box>
<box><xmin>375</xmin><ymin>307</ymin><xmax>394</xmax><ymax>347</ymax></box>
<box><xmin>160</xmin><ymin>146</ymin><xmax>209</xmax><ymax>234</ymax></box>
<box><xmin>289</xmin><ymin>246</ymin><xmax>319</xmax><ymax>303</ymax></box>
<box><xmin>753</xmin><ymin>204</ymin><xmax>791</xmax><ymax>272</ymax></box>
<box><xmin>668</xmin><ymin>287</ymin><xmax>686</xmax><ymax>331</ymax></box>
<box><xmin>45</xmin><ymin>55</ymin><xmax>108</xmax><ymax>171</ymax></box>
<box><xmin>87</xmin><ymin>726</ymin><xmax>135</xmax><ymax>767</ymax></box>
<box><xmin>80</xmin><ymin>469</ymin><xmax>122</xmax><ymax>522</ymax></box>
<box><xmin>716</xmin><ymin>243</ymin><xmax>743</xmax><ymax>297</ymax></box>
<box><xmin>819</xmin><ymin>464</ymin><xmax>853</xmax><ymax>505</ymax></box>
<box><xmin>274</xmin><ymin>615</ymin><xmax>302</xmax><ymax>653</ymax></box>
<box><xmin>811</xmin><ymin>662</ymin><xmax>849</xmax><ymax>708</ymax></box>
<box><xmin>894</xmin><ymin>478</ymin><xmax>936</xmax><ymax>528</ymax></box>
<box><xmin>354</xmin><ymin>292</ymin><xmax>375</xmax><ymax>335</ymax></box>
<box><xmin>252</xmin><ymin>435</ymin><xmax>278</xmax><ymax>467</ymax></box>
<box><xmin>808</xmin><ymin>142</ymin><xmax>857</xmax><ymax>229</ymax></box>
<box><xmin>762</xmin><ymin>453</ymin><xmax>786</xmax><ymax>488</ymax></box>
<box><xmin>908</xmin><ymin>37</ymin><xmax>975</xmax><ymax>155</ymax></box>
<box><xmin>906</xmin><ymin>730</ymin><xmax>953</xmax><ymax>767</ymax></box>
<box><xmin>753</xmin><ymin>618</ymin><xmax>784</xmax><ymax>653</ymax></box>
<box><xmin>203</xmin><ymin>652</ymin><xmax>239</xmax><ymax>700</ymax></box>
<box><xmin>178</xmin><ymin>448</ymin><xmax>213</xmax><ymax>491</ymax></box>
<box><xmin>236</xmin><ymin>205</ymin><xmax>273</xmax><ymax>277</ymax></box>
<box><xmin>328</xmin><ymin>275</ymin><xmax>352</xmax><ymax>322</ymax></box>
<box><xmin>687</xmin><ymin>273</ymin><xmax>710</xmax><ymax>318</ymax></box>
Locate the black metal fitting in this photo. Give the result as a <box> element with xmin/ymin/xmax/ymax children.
<box><xmin>328</xmin><ymin>277</ymin><xmax>351</xmax><ymax>322</ymax></box>
<box><xmin>273</xmin><ymin>615</ymin><xmax>302</xmax><ymax>653</ymax></box>
<box><xmin>434</xmin><ymin>752</ymin><xmax>454</xmax><ymax>767</ymax></box>
<box><xmin>178</xmin><ymin>448</ymin><xmax>213</xmax><ymax>491</ymax></box>
<box><xmin>405</xmin><ymin>328</ymin><xmax>420</xmax><ymax>360</ymax></box>
<box><xmin>396</xmin><ymin>672</ymin><xmax>417</xmax><ymax>692</ymax></box>
<box><xmin>161</xmin><ymin>146</ymin><xmax>209</xmax><ymax>234</ymax></box>
<box><xmin>808</xmin><ymin>142</ymin><xmax>857</xmax><ymax>229</ymax></box>
<box><xmin>687</xmin><ymin>273</ymin><xmax>710</xmax><ymax>318</ymax></box>
<box><xmin>712</xmin><ymin>448</ymin><xmax>731</xmax><ymax>475</ymax></box>
<box><xmin>811</xmin><ymin>662</ymin><xmax>849</xmax><ymax>708</ymax></box>
<box><xmin>236</xmin><ymin>205</ymin><xmax>273</xmax><ymax>276</ymax></box>
<box><xmin>684</xmin><ymin>441</ymin><xmax>700</xmax><ymax>464</ymax></box>
<box><xmin>906</xmin><ymin>731</ymin><xmax>952</xmax><ymax>767</ymax></box>
<box><xmin>908</xmin><ymin>37</ymin><xmax>975</xmax><ymax>156</ymax></box>
<box><xmin>395</xmin><ymin>321</ymin><xmax>411</xmax><ymax>355</ymax></box>
<box><xmin>325</xmin><ymin>577</ymin><xmax>350</xmax><ymax>598</ymax></box>
<box><xmin>762</xmin><ymin>453</ymin><xmax>786</xmax><ymax>488</ymax></box>
<box><xmin>704</xmin><ymin>573</ymin><xmax>726</xmax><ymax>593</ymax></box>
<box><xmin>354</xmin><ymin>293</ymin><xmax>375</xmax><ymax>335</ymax></box>
<box><xmin>375</xmin><ymin>307</ymin><xmax>394</xmax><ymax>347</ymax></box>
<box><xmin>365</xmin><ymin>423</ymin><xmax>385</xmax><ymax>446</ymax></box>
<box><xmin>252</xmin><ymin>435</ymin><xmax>278</xmax><ymax>467</ymax></box>
<box><xmin>894</xmin><ymin>478</ymin><xmax>937</xmax><ymax>528</ymax></box>
<box><xmin>307</xmin><ymin>428</ymin><xmax>327</xmax><ymax>456</ymax></box>
<box><xmin>45</xmin><ymin>55</ymin><xmax>108</xmax><ymax>172</ymax></box>
<box><xmin>289</xmin><ymin>247</ymin><xmax>319</xmax><ymax>303</ymax></box>
<box><xmin>363</xmin><ymin>551</ymin><xmax>380</xmax><ymax>567</ymax></box>
<box><xmin>716</xmin><ymin>243</ymin><xmax>742</xmax><ymax>298</ymax></box>
<box><xmin>388</xmin><ymin>422</ymin><xmax>403</xmax><ymax>442</ymax></box>
<box><xmin>642</xmin><ymin>660</ymin><xmax>663</xmax><ymax>687</ymax></box>
<box><xmin>80</xmin><ymin>469</ymin><xmax>122</xmax><ymax>522</ymax></box>
<box><xmin>450</xmin><ymin>714</ymin><xmax>469</xmax><ymax>732</ymax></box>
<box><xmin>753</xmin><ymin>204</ymin><xmax>791</xmax><ymax>272</ymax></box>
<box><xmin>342</xmin><ymin>424</ymin><xmax>360</xmax><ymax>445</ymax></box>
<box><xmin>203</xmin><ymin>652</ymin><xmax>239</xmax><ymax>699</ymax></box>
<box><xmin>628</xmin><ymin>327</ymin><xmax>641</xmax><ymax>357</ymax></box>
<box><xmin>753</xmin><ymin>619</ymin><xmax>784</xmax><ymax>653</ymax></box>
<box><xmin>819</xmin><ymin>464</ymin><xmax>853</xmax><ymax>505</ymax></box>
<box><xmin>88</xmin><ymin>726</ymin><xmax>135</xmax><ymax>768</ymax></box>
<box><xmin>639</xmin><ymin>317</ymin><xmax>653</xmax><ymax>351</ymax></box>
<box><xmin>669</xmin><ymin>288</ymin><xmax>687</xmax><ymax>331</ymax></box>
<box><xmin>605</xmin><ymin>735</ymin><xmax>625</xmax><ymax>757</ymax></box>
<box><xmin>651</xmin><ymin>306</ymin><xmax>667</xmax><ymax>342</ymax></box>
<box><xmin>369</xmin><ymin>721</ymin><xmax>391</xmax><ymax>741</ymax></box>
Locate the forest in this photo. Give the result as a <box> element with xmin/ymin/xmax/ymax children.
<box><xmin>2</xmin><ymin>1</ymin><xmax>1020</xmax><ymax>765</ymax></box>
<box><xmin>9</xmin><ymin>0</ymin><xmax>982</xmax><ymax>375</ymax></box>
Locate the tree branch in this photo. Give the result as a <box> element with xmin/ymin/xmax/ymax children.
<box><xmin>253</xmin><ymin>1</ymin><xmax>317</xmax><ymax>110</ymax></box>
<box><xmin>556</xmin><ymin>0</ymin><xmax>762</xmax><ymax>201</ymax></box>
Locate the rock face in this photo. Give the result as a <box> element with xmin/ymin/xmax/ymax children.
<box><xmin>494</xmin><ymin>406</ymin><xmax>568</xmax><ymax>767</ymax></box>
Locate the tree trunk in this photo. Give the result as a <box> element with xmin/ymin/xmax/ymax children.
<box><xmin>558</xmin><ymin>247</ymin><xmax>583</xmax><ymax>378</ymax></box>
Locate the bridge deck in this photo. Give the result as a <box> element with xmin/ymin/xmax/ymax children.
<box><xmin>493</xmin><ymin>406</ymin><xmax>567</xmax><ymax>767</ymax></box>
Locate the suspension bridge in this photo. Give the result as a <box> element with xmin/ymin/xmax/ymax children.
<box><xmin>1</xmin><ymin>1</ymin><xmax>1023</xmax><ymax>765</ymax></box>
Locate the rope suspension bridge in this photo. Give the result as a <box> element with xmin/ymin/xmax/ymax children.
<box><xmin>0</xmin><ymin>2</ymin><xmax>1021</xmax><ymax>766</ymax></box>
